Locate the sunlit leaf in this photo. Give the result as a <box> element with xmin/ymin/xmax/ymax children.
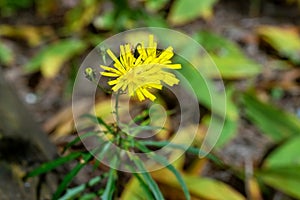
<box><xmin>145</xmin><ymin>0</ymin><xmax>169</xmax><ymax>11</ymax></box>
<box><xmin>194</xmin><ymin>31</ymin><xmax>261</xmax><ymax>79</ymax></box>
<box><xmin>121</xmin><ymin>177</ymin><xmax>153</xmax><ymax>200</ymax></box>
<box><xmin>24</xmin><ymin>39</ymin><xmax>86</xmax><ymax>78</ymax></box>
<box><xmin>152</xmin><ymin>170</ymin><xmax>245</xmax><ymax>200</ymax></box>
<box><xmin>242</xmin><ymin>93</ymin><xmax>300</xmax><ymax>142</ymax></box>
<box><xmin>65</xmin><ymin>0</ymin><xmax>100</xmax><ymax>33</ymax></box>
<box><xmin>257</xmin><ymin>25</ymin><xmax>300</xmax><ymax>64</ymax></box>
<box><xmin>0</xmin><ymin>25</ymin><xmax>53</xmax><ymax>46</ymax></box>
<box><xmin>129</xmin><ymin>154</ymin><xmax>165</xmax><ymax>200</ymax></box>
<box><xmin>168</xmin><ymin>0</ymin><xmax>218</xmax><ymax>25</ymax></box>
<box><xmin>258</xmin><ymin>166</ymin><xmax>300</xmax><ymax>199</ymax></box>
<box><xmin>93</xmin><ymin>11</ymin><xmax>115</xmax><ymax>30</ymax></box>
<box><xmin>135</xmin><ymin>142</ymin><xmax>190</xmax><ymax>200</ymax></box>
<box><xmin>0</xmin><ymin>41</ymin><xmax>13</xmax><ymax>65</ymax></box>
<box><xmin>263</xmin><ymin>135</ymin><xmax>300</xmax><ymax>168</ymax></box>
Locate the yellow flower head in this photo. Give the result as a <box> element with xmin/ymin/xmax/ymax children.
<box><xmin>100</xmin><ymin>35</ymin><xmax>181</xmax><ymax>101</ymax></box>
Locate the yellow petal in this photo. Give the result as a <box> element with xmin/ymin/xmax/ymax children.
<box><xmin>101</xmin><ymin>72</ymin><xmax>120</xmax><ymax>77</ymax></box>
<box><xmin>141</xmin><ymin>87</ymin><xmax>156</xmax><ymax>101</ymax></box>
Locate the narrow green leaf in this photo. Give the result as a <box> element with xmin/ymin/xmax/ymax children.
<box><xmin>101</xmin><ymin>157</ymin><xmax>117</xmax><ymax>200</ymax></box>
<box><xmin>136</xmin><ymin>142</ymin><xmax>190</xmax><ymax>200</ymax></box>
<box><xmin>25</xmin><ymin>152</ymin><xmax>82</xmax><ymax>178</ymax></box>
<box><xmin>58</xmin><ymin>184</ymin><xmax>86</xmax><ymax>200</ymax></box>
<box><xmin>139</xmin><ymin>140</ymin><xmax>222</xmax><ymax>166</ymax></box>
<box><xmin>133</xmin><ymin>173</ymin><xmax>155</xmax><ymax>200</ymax></box>
<box><xmin>53</xmin><ymin>153</ymin><xmax>93</xmax><ymax>200</ymax></box>
<box><xmin>62</xmin><ymin>131</ymin><xmax>98</xmax><ymax>153</ymax></box>
<box><xmin>242</xmin><ymin>93</ymin><xmax>300</xmax><ymax>142</ymax></box>
<box><xmin>81</xmin><ymin>114</ymin><xmax>114</xmax><ymax>134</ymax></box>
<box><xmin>79</xmin><ymin>193</ymin><xmax>98</xmax><ymax>200</ymax></box>
<box><xmin>128</xmin><ymin>153</ymin><xmax>165</xmax><ymax>200</ymax></box>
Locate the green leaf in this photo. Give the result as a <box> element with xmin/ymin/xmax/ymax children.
<box><xmin>62</xmin><ymin>131</ymin><xmax>98</xmax><ymax>153</ymax></box>
<box><xmin>257</xmin><ymin>166</ymin><xmax>300</xmax><ymax>199</ymax></box>
<box><xmin>178</xmin><ymin>60</ymin><xmax>238</xmax><ymax>120</ymax></box>
<box><xmin>0</xmin><ymin>41</ymin><xmax>13</xmax><ymax>65</ymax></box>
<box><xmin>101</xmin><ymin>157</ymin><xmax>117</xmax><ymax>200</ymax></box>
<box><xmin>58</xmin><ymin>184</ymin><xmax>86</xmax><ymax>200</ymax></box>
<box><xmin>25</xmin><ymin>152</ymin><xmax>82</xmax><ymax>178</ymax></box>
<box><xmin>242</xmin><ymin>93</ymin><xmax>300</xmax><ymax>142</ymax></box>
<box><xmin>204</xmin><ymin>85</ymin><xmax>239</xmax><ymax>148</ymax></box>
<box><xmin>53</xmin><ymin>153</ymin><xmax>93</xmax><ymax>200</ymax></box>
<box><xmin>194</xmin><ymin>31</ymin><xmax>261</xmax><ymax>79</ymax></box>
<box><xmin>128</xmin><ymin>153</ymin><xmax>165</xmax><ymax>200</ymax></box>
<box><xmin>168</xmin><ymin>0</ymin><xmax>218</xmax><ymax>25</ymax></box>
<box><xmin>211</xmin><ymin>117</ymin><xmax>238</xmax><ymax>148</ymax></box>
<box><xmin>257</xmin><ymin>26</ymin><xmax>300</xmax><ymax>64</ymax></box>
<box><xmin>152</xmin><ymin>170</ymin><xmax>245</xmax><ymax>200</ymax></box>
<box><xmin>81</xmin><ymin>114</ymin><xmax>114</xmax><ymax>134</ymax></box>
<box><xmin>145</xmin><ymin>0</ymin><xmax>169</xmax><ymax>11</ymax></box>
<box><xmin>24</xmin><ymin>39</ymin><xmax>86</xmax><ymax>77</ymax></box>
<box><xmin>263</xmin><ymin>135</ymin><xmax>300</xmax><ymax>168</ymax></box>
<box><xmin>139</xmin><ymin>140</ymin><xmax>222</xmax><ymax>166</ymax></box>
<box><xmin>79</xmin><ymin>193</ymin><xmax>98</xmax><ymax>200</ymax></box>
<box><xmin>64</xmin><ymin>0</ymin><xmax>99</xmax><ymax>33</ymax></box>
<box><xmin>135</xmin><ymin>142</ymin><xmax>190</xmax><ymax>200</ymax></box>
<box><xmin>121</xmin><ymin>176</ymin><xmax>155</xmax><ymax>200</ymax></box>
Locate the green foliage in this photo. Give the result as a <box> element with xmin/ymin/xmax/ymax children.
<box><xmin>194</xmin><ymin>31</ymin><xmax>262</xmax><ymax>79</ymax></box>
<box><xmin>58</xmin><ymin>174</ymin><xmax>102</xmax><ymax>200</ymax></box>
<box><xmin>257</xmin><ymin>26</ymin><xmax>300</xmax><ymax>64</ymax></box>
<box><xmin>168</xmin><ymin>0</ymin><xmax>218</xmax><ymax>25</ymax></box>
<box><xmin>258</xmin><ymin>166</ymin><xmax>300</xmax><ymax>199</ymax></box>
<box><xmin>263</xmin><ymin>136</ymin><xmax>300</xmax><ymax>167</ymax></box>
<box><xmin>25</xmin><ymin>152</ymin><xmax>82</xmax><ymax>178</ymax></box>
<box><xmin>10</xmin><ymin>0</ymin><xmax>300</xmax><ymax>199</ymax></box>
<box><xmin>0</xmin><ymin>0</ymin><xmax>33</xmax><ymax>16</ymax></box>
<box><xmin>24</xmin><ymin>39</ymin><xmax>86</xmax><ymax>77</ymax></box>
<box><xmin>0</xmin><ymin>41</ymin><xmax>13</xmax><ymax>65</ymax></box>
<box><xmin>242</xmin><ymin>93</ymin><xmax>300</xmax><ymax>142</ymax></box>
<box><xmin>53</xmin><ymin>153</ymin><xmax>93</xmax><ymax>200</ymax></box>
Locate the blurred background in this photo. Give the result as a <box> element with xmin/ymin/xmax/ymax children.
<box><xmin>1</xmin><ymin>0</ymin><xmax>300</xmax><ymax>199</ymax></box>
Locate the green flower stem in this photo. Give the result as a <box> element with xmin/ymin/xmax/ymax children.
<box><xmin>114</xmin><ymin>90</ymin><xmax>121</xmax><ymax>127</ymax></box>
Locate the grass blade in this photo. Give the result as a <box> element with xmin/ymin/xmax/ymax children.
<box><xmin>101</xmin><ymin>157</ymin><xmax>117</xmax><ymax>200</ymax></box>
<box><xmin>128</xmin><ymin>153</ymin><xmax>165</xmax><ymax>200</ymax></box>
<box><xmin>139</xmin><ymin>140</ymin><xmax>222</xmax><ymax>166</ymax></box>
<box><xmin>53</xmin><ymin>153</ymin><xmax>93</xmax><ymax>200</ymax></box>
<box><xmin>136</xmin><ymin>142</ymin><xmax>190</xmax><ymax>200</ymax></box>
<box><xmin>25</xmin><ymin>152</ymin><xmax>82</xmax><ymax>178</ymax></box>
<box><xmin>62</xmin><ymin>131</ymin><xmax>98</xmax><ymax>153</ymax></box>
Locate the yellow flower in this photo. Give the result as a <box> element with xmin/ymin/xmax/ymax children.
<box><xmin>100</xmin><ymin>35</ymin><xmax>181</xmax><ymax>101</ymax></box>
